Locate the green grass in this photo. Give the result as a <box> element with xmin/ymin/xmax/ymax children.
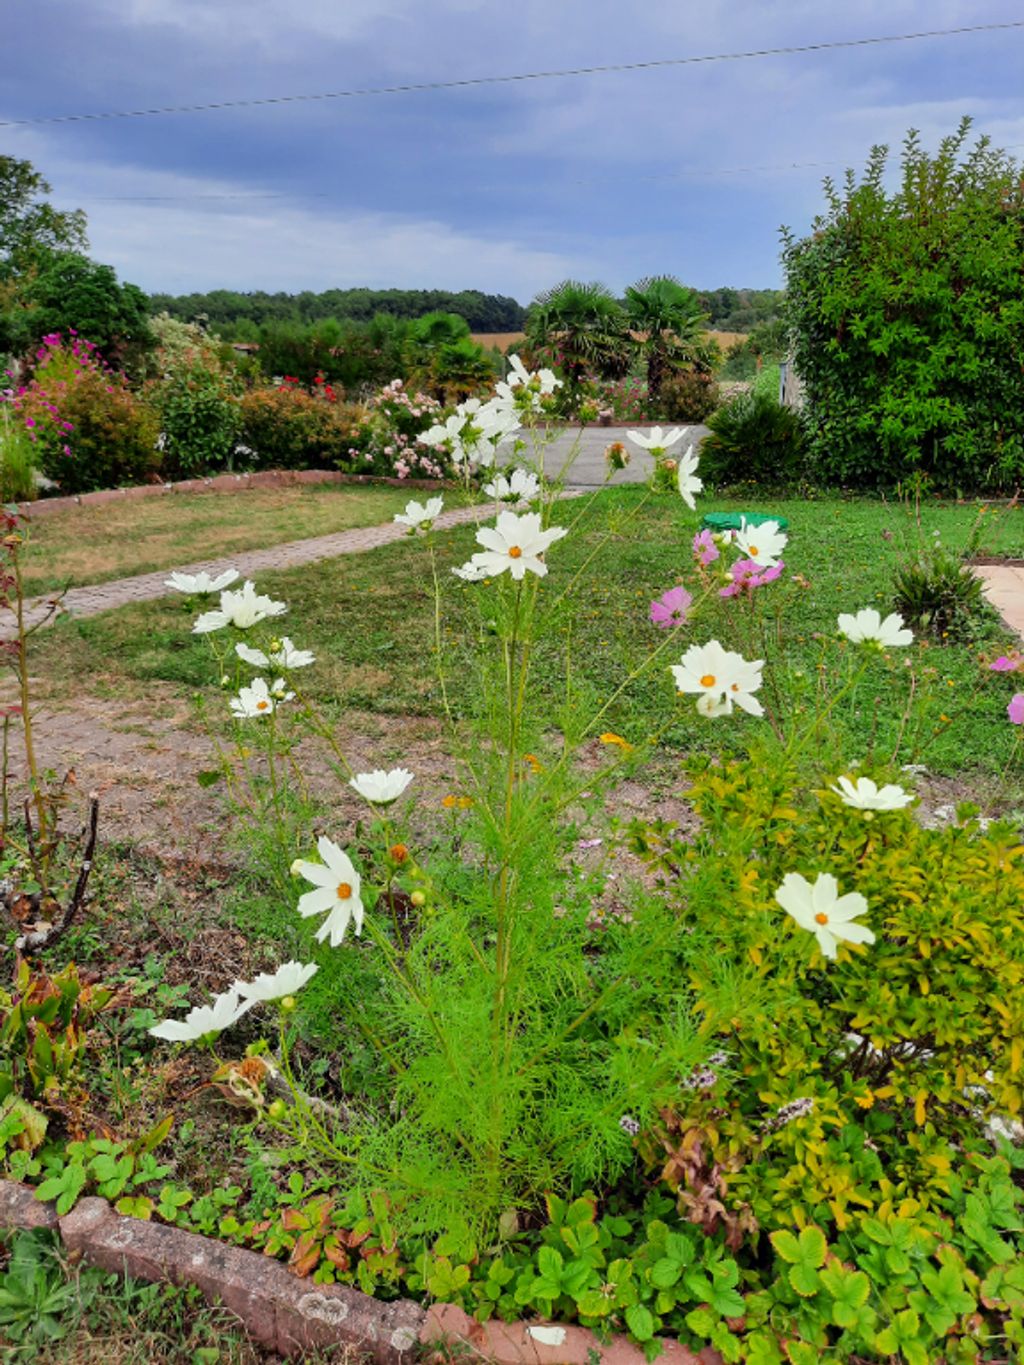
<box><xmin>18</xmin><ymin>481</ymin><xmax>422</xmax><ymax>595</ymax></box>
<box><xmin>27</xmin><ymin>487</ymin><xmax>1024</xmax><ymax>786</ymax></box>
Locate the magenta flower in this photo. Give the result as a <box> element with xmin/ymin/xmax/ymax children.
<box><xmin>650</xmin><ymin>586</ymin><xmax>692</xmax><ymax>629</ymax></box>
<box><xmin>990</xmin><ymin>655</ymin><xmax>1019</xmax><ymax>673</ymax></box>
<box><xmin>720</xmin><ymin>559</ymin><xmax>785</xmax><ymax>599</ymax></box>
<box><xmin>1008</xmin><ymin>694</ymin><xmax>1024</xmax><ymax>725</ymax></box>
<box><xmin>693</xmin><ymin>529</ymin><xmax>719</xmax><ymax>567</ymax></box>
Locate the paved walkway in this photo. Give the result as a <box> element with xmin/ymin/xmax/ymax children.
<box><xmin>1</xmin><ymin>424</ymin><xmax>708</xmax><ymax>640</ymax></box>
<box><xmin>973</xmin><ymin>564</ymin><xmax>1024</xmax><ymax>639</ymax></box>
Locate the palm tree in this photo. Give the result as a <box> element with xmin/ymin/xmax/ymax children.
<box><xmin>624</xmin><ymin>276</ymin><xmax>710</xmax><ymax>400</ymax></box>
<box><xmin>525</xmin><ymin>280</ymin><xmax>627</xmax><ymax>393</ymax></box>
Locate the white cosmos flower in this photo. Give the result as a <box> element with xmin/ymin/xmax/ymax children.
<box><xmin>234</xmin><ymin>960</ymin><xmax>319</xmax><ymax>1003</ymax></box>
<box><xmin>484</xmin><ymin>469</ymin><xmax>541</xmax><ymax>504</ymax></box>
<box><xmin>774</xmin><ymin>872</ymin><xmax>875</xmax><ymax>961</ymax></box>
<box><xmin>670</xmin><ymin>640</ymin><xmax>764</xmax><ymax>716</ymax></box>
<box><xmin>294</xmin><ymin>836</ymin><xmax>364</xmax><ymax>946</ymax></box>
<box><xmin>394</xmin><ymin>496</ymin><xmax>444</xmax><ymax>531</ymax></box>
<box><xmin>236</xmin><ymin>637</ymin><xmax>315</xmax><ymax>670</ymax></box>
<box><xmin>468</xmin><ymin>510</ymin><xmax>567</xmax><ymax>581</ymax></box>
<box><xmin>165</xmin><ymin>568</ymin><xmax>240</xmax><ymax>595</ymax></box>
<box><xmin>452</xmin><ymin>560</ymin><xmax>490</xmax><ymax>581</ymax></box>
<box><xmin>349</xmin><ymin>768</ymin><xmax>414</xmax><ymax>804</ymax></box>
<box><xmin>733</xmin><ymin>518</ymin><xmax>788</xmax><ymax>568</ymax></box>
<box><xmin>230</xmin><ymin>677</ymin><xmax>293</xmax><ymax>718</ymax></box>
<box><xmin>837</xmin><ymin>608</ymin><xmax>914</xmax><ymax>647</ymax></box>
<box><xmin>676</xmin><ymin>445</ymin><xmax>703</xmax><ymax>511</ymax></box>
<box><xmin>149</xmin><ymin>989</ymin><xmax>253</xmax><ymax>1041</ymax></box>
<box><xmin>626</xmin><ymin>426</ymin><xmax>687</xmax><ymax>453</ymax></box>
<box><xmin>831</xmin><ymin>776</ymin><xmax>914</xmax><ymax>811</ymax></box>
<box><xmin>193</xmin><ymin>580</ymin><xmax>287</xmax><ymax>633</ymax></box>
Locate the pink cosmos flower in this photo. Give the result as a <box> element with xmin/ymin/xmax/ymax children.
<box><xmin>650</xmin><ymin>585</ymin><xmax>692</xmax><ymax>629</ymax></box>
<box><xmin>693</xmin><ymin>529</ymin><xmax>719</xmax><ymax>567</ymax></box>
<box><xmin>720</xmin><ymin>559</ymin><xmax>785</xmax><ymax>599</ymax></box>
<box><xmin>1008</xmin><ymin>694</ymin><xmax>1024</xmax><ymax>725</ymax></box>
<box><xmin>990</xmin><ymin>655</ymin><xmax>1021</xmax><ymax>673</ymax></box>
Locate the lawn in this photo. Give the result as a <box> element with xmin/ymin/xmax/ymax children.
<box><xmin>17</xmin><ymin>481</ymin><xmax>425</xmax><ymax>596</ymax></box>
<box><xmin>29</xmin><ymin>485</ymin><xmax>1024</xmax><ymax>790</ymax></box>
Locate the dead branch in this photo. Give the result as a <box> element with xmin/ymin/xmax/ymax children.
<box><xmin>13</xmin><ymin>794</ymin><xmax>99</xmax><ymax>955</ymax></box>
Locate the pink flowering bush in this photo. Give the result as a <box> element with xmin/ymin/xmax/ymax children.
<box><xmin>11</xmin><ymin>333</ymin><xmax>159</xmax><ymax>492</ymax></box>
<box><xmin>358</xmin><ymin>379</ymin><xmax>448</xmax><ymax>479</ymax></box>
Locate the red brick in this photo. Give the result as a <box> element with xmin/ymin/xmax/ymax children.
<box><xmin>0</xmin><ymin>1178</ymin><xmax>59</xmax><ymax>1231</ymax></box>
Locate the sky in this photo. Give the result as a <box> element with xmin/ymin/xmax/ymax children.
<box><xmin>2</xmin><ymin>1</ymin><xmax>1023</xmax><ymax>302</ymax></box>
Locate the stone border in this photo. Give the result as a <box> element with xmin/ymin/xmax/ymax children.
<box><xmin>0</xmin><ymin>1179</ymin><xmax>718</xmax><ymax>1364</ymax></box>
<box><xmin>14</xmin><ymin>468</ymin><xmax>443</xmax><ymax>521</ymax></box>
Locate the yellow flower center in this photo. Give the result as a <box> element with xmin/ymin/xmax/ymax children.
<box><xmin>748</xmin><ymin>545</ymin><xmax>759</xmax><ymax>557</ymax></box>
<box><xmin>256</xmin><ymin>700</ymin><xmax>269</xmax><ymax>711</ymax></box>
<box><xmin>700</xmin><ymin>674</ymin><xmax>716</xmax><ymax>688</ymax></box>
<box><xmin>814</xmin><ymin>912</ymin><xmax>829</xmax><ymax>925</ymax></box>
<box><xmin>337</xmin><ymin>882</ymin><xmax>352</xmax><ymax>900</ymax></box>
<box><xmin>508</xmin><ymin>546</ymin><xmax>522</xmax><ymax>559</ymax></box>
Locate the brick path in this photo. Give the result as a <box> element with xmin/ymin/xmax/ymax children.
<box><xmin>2</xmin><ymin>495</ymin><xmax>585</xmax><ymax>641</ymax></box>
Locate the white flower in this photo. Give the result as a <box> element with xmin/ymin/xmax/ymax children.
<box><xmin>676</xmin><ymin>445</ymin><xmax>703</xmax><ymax>511</ymax></box>
<box><xmin>236</xmin><ymin>637</ymin><xmax>315</xmax><ymax>671</ymax></box>
<box><xmin>831</xmin><ymin>776</ymin><xmax>914</xmax><ymax>811</ymax></box>
<box><xmin>837</xmin><ymin>608</ymin><xmax>914</xmax><ymax>648</ymax></box>
<box><xmin>774</xmin><ymin>871</ymin><xmax>875</xmax><ymax>961</ymax></box>
<box><xmin>418</xmin><ymin>414</ymin><xmax>466</xmax><ymax>450</ymax></box>
<box><xmin>234</xmin><ymin>960</ymin><xmax>319</xmax><ymax>1003</ymax></box>
<box><xmin>165</xmin><ymin>568</ymin><xmax>240</xmax><ymax>595</ymax></box>
<box><xmin>193</xmin><ymin>580</ymin><xmax>287</xmax><ymax>634</ymax></box>
<box><xmin>484</xmin><ymin>469</ymin><xmax>540</xmax><ymax>504</ymax></box>
<box><xmin>349</xmin><ymin>768</ymin><xmax>414</xmax><ymax>804</ymax></box>
<box><xmin>149</xmin><ymin>989</ymin><xmax>252</xmax><ymax>1041</ymax></box>
<box><xmin>452</xmin><ymin>560</ymin><xmax>490</xmax><ymax>581</ymax></box>
<box><xmin>670</xmin><ymin>640</ymin><xmax>764</xmax><ymax>717</ymax></box>
<box><xmin>626</xmin><ymin>426</ymin><xmax>687</xmax><ymax>453</ymax></box>
<box><xmin>733</xmin><ymin>518</ymin><xmax>787</xmax><ymax>568</ymax></box>
<box><xmin>394</xmin><ymin>497</ymin><xmax>444</xmax><ymax>531</ymax></box>
<box><xmin>230</xmin><ymin>677</ymin><xmax>292</xmax><ymax>719</ymax></box>
<box><xmin>294</xmin><ymin>836</ymin><xmax>364</xmax><ymax>946</ymax></box>
<box><xmin>467</xmin><ymin>510</ymin><xmax>567</xmax><ymax>581</ymax></box>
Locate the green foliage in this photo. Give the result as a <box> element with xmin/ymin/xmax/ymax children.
<box><xmin>892</xmin><ymin>546</ymin><xmax>985</xmax><ymax>640</ymax></box>
<box><xmin>658</xmin><ymin>369</ymin><xmax>719</xmax><ymax>423</ymax></box>
<box><xmin>0</xmin><ymin>1229</ymin><xmax>92</xmax><ymax>1346</ymax></box>
<box><xmin>629</xmin><ymin>753</ymin><xmax>1024</xmax><ymax>1237</ymax></box>
<box><xmin>782</xmin><ymin>120</ymin><xmax>1024</xmax><ymax>490</ymax></box>
<box><xmin>238</xmin><ymin>384</ymin><xmax>368</xmax><ymax>470</ymax></box>
<box><xmin>0</xmin><ymin>156</ymin><xmax>87</xmax><ymax>271</ymax></box>
<box><xmin>14</xmin><ymin>250</ymin><xmax>153</xmax><ymax>370</ymax></box>
<box><xmin>701</xmin><ymin>390</ymin><xmax>805</xmax><ymax>487</ymax></box>
<box><xmin>526</xmin><ymin>280</ymin><xmax>628</xmax><ymax>389</ymax></box>
<box><xmin>699</xmin><ymin>287</ymin><xmax>786</xmax><ymax>333</ymax></box>
<box><xmin>0</xmin><ymin>960</ymin><xmax>115</xmax><ymax>1105</ymax></box>
<box><xmin>0</xmin><ymin>402</ymin><xmax>37</xmax><ymax>501</ymax></box>
<box><xmin>153</xmin><ymin>359</ymin><xmax>242</xmax><ymax>478</ymax></box>
<box><xmin>624</xmin><ymin>275</ymin><xmax>710</xmax><ymax>398</ymax></box>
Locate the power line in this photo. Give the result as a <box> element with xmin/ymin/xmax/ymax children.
<box><xmin>2</xmin><ymin>21</ymin><xmax>1022</xmax><ymax>129</ymax></box>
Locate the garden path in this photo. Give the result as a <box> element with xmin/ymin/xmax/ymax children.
<box><xmin>973</xmin><ymin>564</ymin><xmax>1024</xmax><ymax>639</ymax></box>
<box><xmin>532</xmin><ymin>422</ymin><xmax>710</xmax><ymax>486</ymax></box>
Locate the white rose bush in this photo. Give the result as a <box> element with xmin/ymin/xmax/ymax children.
<box><xmin>146</xmin><ymin>351</ymin><xmax>1024</xmax><ymax>1310</ymax></box>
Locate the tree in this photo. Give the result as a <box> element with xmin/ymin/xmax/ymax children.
<box><xmin>13</xmin><ymin>251</ymin><xmax>152</xmax><ymax>369</ymax></box>
<box><xmin>525</xmin><ymin>280</ymin><xmax>627</xmax><ymax>391</ymax></box>
<box><xmin>0</xmin><ymin>155</ymin><xmax>87</xmax><ymax>270</ymax></box>
<box><xmin>623</xmin><ymin>275</ymin><xmax>710</xmax><ymax>398</ymax></box>
<box><xmin>782</xmin><ymin>119</ymin><xmax>1024</xmax><ymax>490</ymax></box>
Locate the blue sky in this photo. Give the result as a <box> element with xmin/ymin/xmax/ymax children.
<box><xmin>3</xmin><ymin>1</ymin><xmax>1023</xmax><ymax>301</ymax></box>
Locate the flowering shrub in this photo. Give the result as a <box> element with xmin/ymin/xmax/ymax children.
<box><xmin>153</xmin><ymin>359</ymin><xmax>242</xmax><ymax>478</ymax></box>
<box><xmin>658</xmin><ymin>369</ymin><xmax>720</xmax><ymax>423</ymax></box>
<box><xmin>238</xmin><ymin>383</ymin><xmax>368</xmax><ymax>471</ymax></box>
<box><xmin>357</xmin><ymin>379</ymin><xmax>446</xmax><ymax>478</ymax></box>
<box><xmin>12</xmin><ymin>334</ymin><xmax>158</xmax><ymax>492</ymax></box>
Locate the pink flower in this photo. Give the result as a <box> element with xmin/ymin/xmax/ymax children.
<box><xmin>693</xmin><ymin>529</ymin><xmax>719</xmax><ymax>567</ymax></box>
<box><xmin>1008</xmin><ymin>694</ymin><xmax>1024</xmax><ymax>725</ymax></box>
<box><xmin>720</xmin><ymin>559</ymin><xmax>785</xmax><ymax>599</ymax></box>
<box><xmin>990</xmin><ymin>655</ymin><xmax>1020</xmax><ymax>673</ymax></box>
<box><xmin>649</xmin><ymin>586</ymin><xmax>692</xmax><ymax>629</ymax></box>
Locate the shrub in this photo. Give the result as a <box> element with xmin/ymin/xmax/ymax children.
<box><xmin>658</xmin><ymin>369</ymin><xmax>719</xmax><ymax>423</ymax></box>
<box><xmin>238</xmin><ymin>384</ymin><xmax>368</xmax><ymax>470</ymax></box>
<box><xmin>782</xmin><ymin>120</ymin><xmax>1024</xmax><ymax>491</ymax></box>
<box><xmin>14</xmin><ymin>335</ymin><xmax>159</xmax><ymax>492</ymax></box>
<box><xmin>700</xmin><ymin>389</ymin><xmax>805</xmax><ymax>487</ymax></box>
<box><xmin>153</xmin><ymin>359</ymin><xmax>242</xmax><ymax>478</ymax></box>
<box><xmin>0</xmin><ymin>402</ymin><xmax>37</xmax><ymax>501</ymax></box>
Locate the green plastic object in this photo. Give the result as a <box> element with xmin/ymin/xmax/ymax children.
<box><xmin>700</xmin><ymin>511</ymin><xmax>789</xmax><ymax>533</ymax></box>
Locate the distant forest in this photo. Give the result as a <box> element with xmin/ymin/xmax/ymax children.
<box><xmin>148</xmin><ymin>285</ymin><xmax>785</xmax><ymax>338</ymax></box>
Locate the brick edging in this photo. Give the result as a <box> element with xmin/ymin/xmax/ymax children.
<box><xmin>14</xmin><ymin>468</ymin><xmax>444</xmax><ymax>520</ymax></box>
<box><xmin>0</xmin><ymin>1179</ymin><xmax>718</xmax><ymax>1364</ymax></box>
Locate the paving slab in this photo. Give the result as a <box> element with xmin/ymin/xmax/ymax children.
<box><xmin>973</xmin><ymin>564</ymin><xmax>1024</xmax><ymax>638</ymax></box>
